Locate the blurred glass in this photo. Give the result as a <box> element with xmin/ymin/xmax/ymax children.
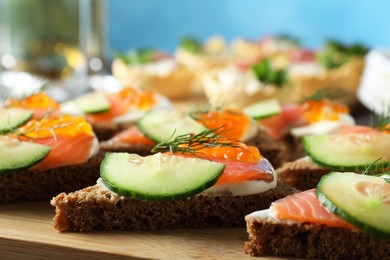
<box><xmin>0</xmin><ymin>0</ymin><xmax>107</xmax><ymax>97</ymax></box>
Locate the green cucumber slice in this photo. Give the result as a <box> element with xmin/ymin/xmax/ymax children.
<box><xmin>138</xmin><ymin>109</ymin><xmax>208</xmax><ymax>142</ymax></box>
<box><xmin>71</xmin><ymin>91</ymin><xmax>110</xmax><ymax>114</ymax></box>
<box><xmin>0</xmin><ymin>108</ymin><xmax>33</xmax><ymax>134</ymax></box>
<box><xmin>316</xmin><ymin>172</ymin><xmax>390</xmax><ymax>240</ymax></box>
<box><xmin>100</xmin><ymin>152</ymin><xmax>225</xmax><ymax>201</ymax></box>
<box><xmin>243</xmin><ymin>99</ymin><xmax>282</xmax><ymax>119</ymax></box>
<box><xmin>0</xmin><ymin>137</ymin><xmax>51</xmax><ymax>173</ymax></box>
<box><xmin>303</xmin><ymin>133</ymin><xmax>390</xmax><ymax>171</ymax></box>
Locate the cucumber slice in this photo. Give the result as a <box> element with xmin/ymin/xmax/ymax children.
<box><xmin>316</xmin><ymin>172</ymin><xmax>390</xmax><ymax>240</ymax></box>
<box><xmin>71</xmin><ymin>91</ymin><xmax>110</xmax><ymax>114</ymax></box>
<box><xmin>0</xmin><ymin>108</ymin><xmax>33</xmax><ymax>134</ymax></box>
<box><xmin>303</xmin><ymin>133</ymin><xmax>390</xmax><ymax>171</ymax></box>
<box><xmin>138</xmin><ymin>109</ymin><xmax>208</xmax><ymax>142</ymax></box>
<box><xmin>0</xmin><ymin>137</ymin><xmax>51</xmax><ymax>173</ymax></box>
<box><xmin>243</xmin><ymin>99</ymin><xmax>281</xmax><ymax>119</ymax></box>
<box><xmin>100</xmin><ymin>152</ymin><xmax>225</xmax><ymax>201</ymax></box>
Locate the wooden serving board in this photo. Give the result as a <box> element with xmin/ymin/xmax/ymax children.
<box><xmin>0</xmin><ymin>201</ymin><xmax>286</xmax><ymax>259</ymax></box>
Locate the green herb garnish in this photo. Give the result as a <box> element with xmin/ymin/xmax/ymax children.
<box><xmin>317</xmin><ymin>39</ymin><xmax>369</xmax><ymax>70</ymax></box>
<box><xmin>152</xmin><ymin>127</ymin><xmax>240</xmax><ymax>156</ymax></box>
<box><xmin>180</xmin><ymin>36</ymin><xmax>203</xmax><ymax>54</ymax></box>
<box><xmin>251</xmin><ymin>59</ymin><xmax>288</xmax><ymax>88</ymax></box>
<box><xmin>370</xmin><ymin>107</ymin><xmax>390</xmax><ymax>132</ymax></box>
<box><xmin>362</xmin><ymin>158</ymin><xmax>390</xmax><ymax>182</ymax></box>
<box><xmin>115</xmin><ymin>49</ymin><xmax>157</xmax><ymax>65</ymax></box>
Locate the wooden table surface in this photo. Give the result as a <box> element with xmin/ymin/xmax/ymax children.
<box><xmin>0</xmin><ymin>201</ymin><xmax>288</xmax><ymax>259</ymax></box>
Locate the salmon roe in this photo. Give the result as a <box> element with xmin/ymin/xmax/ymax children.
<box><xmin>7</xmin><ymin>93</ymin><xmax>59</xmax><ymax>111</ymax></box>
<box><xmin>117</xmin><ymin>87</ymin><xmax>157</xmax><ymax>110</ymax></box>
<box><xmin>195</xmin><ymin>145</ymin><xmax>262</xmax><ymax>164</ymax></box>
<box><xmin>301</xmin><ymin>100</ymin><xmax>349</xmax><ymax>123</ymax></box>
<box><xmin>16</xmin><ymin>115</ymin><xmax>94</xmax><ymax>139</ymax></box>
<box><xmin>196</xmin><ymin>110</ymin><xmax>251</xmax><ymax>141</ymax></box>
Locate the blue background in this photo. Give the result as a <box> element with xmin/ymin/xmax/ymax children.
<box><xmin>107</xmin><ymin>0</ymin><xmax>390</xmax><ymax>55</ymax></box>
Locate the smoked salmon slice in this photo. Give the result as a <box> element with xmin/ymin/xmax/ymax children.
<box><xmin>13</xmin><ymin>115</ymin><xmax>96</xmax><ymax>170</ymax></box>
<box><xmin>269</xmin><ymin>189</ymin><xmax>357</xmax><ymax>229</ymax></box>
<box><xmin>111</xmin><ymin>126</ymin><xmax>156</xmax><ymax>146</ymax></box>
<box><xmin>259</xmin><ymin>104</ymin><xmax>304</xmax><ymax>139</ymax></box>
<box><xmin>259</xmin><ymin>100</ymin><xmax>351</xmax><ymax>140</ymax></box>
<box><xmin>165</xmin><ymin>142</ymin><xmax>274</xmax><ymax>185</ymax></box>
<box><xmin>210</xmin><ymin>157</ymin><xmax>274</xmax><ymax>185</ymax></box>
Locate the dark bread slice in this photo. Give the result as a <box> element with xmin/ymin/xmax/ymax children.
<box><xmin>99</xmin><ymin>140</ymin><xmax>154</xmax><ymax>156</ymax></box>
<box><xmin>245</xmin><ymin>210</ymin><xmax>390</xmax><ymax>259</ymax></box>
<box><xmin>246</xmin><ymin>128</ymin><xmax>306</xmax><ymax>169</ymax></box>
<box><xmin>51</xmin><ymin>183</ymin><xmax>298</xmax><ymax>232</ymax></box>
<box><xmin>277</xmin><ymin>157</ymin><xmax>331</xmax><ymax>190</ymax></box>
<box><xmin>0</xmin><ymin>153</ymin><xmax>104</xmax><ymax>204</ymax></box>
<box><xmin>92</xmin><ymin>122</ymin><xmax>128</xmax><ymax>141</ymax></box>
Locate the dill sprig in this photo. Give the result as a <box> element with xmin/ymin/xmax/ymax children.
<box><xmin>362</xmin><ymin>158</ymin><xmax>390</xmax><ymax>183</ymax></box>
<box><xmin>370</xmin><ymin>107</ymin><xmax>390</xmax><ymax>131</ymax></box>
<box><xmin>151</xmin><ymin>127</ymin><xmax>242</xmax><ymax>157</ymax></box>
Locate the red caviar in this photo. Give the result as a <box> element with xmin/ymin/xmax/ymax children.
<box><xmin>112</xmin><ymin>126</ymin><xmax>156</xmax><ymax>146</ymax></box>
<box><xmin>7</xmin><ymin>93</ymin><xmax>60</xmax><ymax>119</ymax></box>
<box><xmin>196</xmin><ymin>110</ymin><xmax>251</xmax><ymax>141</ymax></box>
<box><xmin>301</xmin><ymin>100</ymin><xmax>349</xmax><ymax>124</ymax></box>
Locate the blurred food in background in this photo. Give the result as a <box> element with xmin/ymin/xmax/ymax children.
<box><xmin>112</xmin><ymin>49</ymin><xmax>193</xmax><ymax>99</ymax></box>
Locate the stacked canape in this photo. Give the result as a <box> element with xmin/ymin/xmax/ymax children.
<box><xmin>0</xmin><ymin>93</ymin><xmax>101</xmax><ymax>204</ymax></box>
<box><xmin>51</xmin><ymin>125</ymin><xmax>298</xmax><ymax>232</ymax></box>
<box><xmin>277</xmin><ymin>120</ymin><xmax>390</xmax><ymax>190</ymax></box>
<box><xmin>60</xmin><ymin>87</ymin><xmax>171</xmax><ymax>141</ymax></box>
<box><xmin>245</xmin><ymin>172</ymin><xmax>390</xmax><ymax>259</ymax></box>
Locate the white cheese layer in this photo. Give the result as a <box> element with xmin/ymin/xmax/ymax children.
<box><xmin>291</xmin><ymin>114</ymin><xmax>355</xmax><ymax>137</ymax></box>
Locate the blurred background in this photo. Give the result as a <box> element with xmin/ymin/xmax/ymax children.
<box><xmin>0</xmin><ymin>0</ymin><xmax>389</xmax><ymax>113</ymax></box>
<box><xmin>109</xmin><ymin>0</ymin><xmax>390</xmax><ymax>54</ymax></box>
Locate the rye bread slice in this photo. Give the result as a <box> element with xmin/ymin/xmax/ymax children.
<box><xmin>245</xmin><ymin>210</ymin><xmax>390</xmax><ymax>260</ymax></box>
<box><xmin>246</xmin><ymin>128</ymin><xmax>306</xmax><ymax>169</ymax></box>
<box><xmin>51</xmin><ymin>183</ymin><xmax>298</xmax><ymax>232</ymax></box>
<box><xmin>0</xmin><ymin>153</ymin><xmax>104</xmax><ymax>204</ymax></box>
<box><xmin>92</xmin><ymin>122</ymin><xmax>128</xmax><ymax>141</ymax></box>
<box><xmin>276</xmin><ymin>157</ymin><xmax>331</xmax><ymax>190</ymax></box>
